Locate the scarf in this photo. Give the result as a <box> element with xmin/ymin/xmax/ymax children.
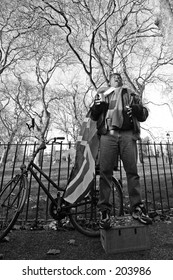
<box><xmin>103</xmin><ymin>87</ymin><xmax>123</xmax><ymax>128</ymax></box>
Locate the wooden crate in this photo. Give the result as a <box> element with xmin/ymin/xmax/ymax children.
<box><xmin>100</xmin><ymin>216</ymin><xmax>151</xmax><ymax>254</ymax></box>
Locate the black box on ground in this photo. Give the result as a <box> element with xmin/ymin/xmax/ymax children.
<box><xmin>100</xmin><ymin>216</ymin><xmax>151</xmax><ymax>254</ymax></box>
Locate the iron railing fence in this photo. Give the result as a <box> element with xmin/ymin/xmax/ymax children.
<box><xmin>0</xmin><ymin>141</ymin><xmax>173</xmax><ymax>223</ymax></box>
<box><xmin>119</xmin><ymin>141</ymin><xmax>173</xmax><ymax>214</ymax></box>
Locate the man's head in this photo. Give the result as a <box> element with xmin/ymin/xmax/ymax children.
<box><xmin>110</xmin><ymin>73</ymin><xmax>123</xmax><ymax>88</ymax></box>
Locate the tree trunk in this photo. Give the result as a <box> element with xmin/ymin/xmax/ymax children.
<box><xmin>158</xmin><ymin>0</ymin><xmax>173</xmax><ymax>49</ymax></box>
<box><xmin>0</xmin><ymin>130</ymin><xmax>17</xmax><ymax>168</ymax></box>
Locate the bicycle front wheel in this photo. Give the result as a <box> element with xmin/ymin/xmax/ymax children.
<box><xmin>0</xmin><ymin>174</ymin><xmax>27</xmax><ymax>242</ymax></box>
<box><xmin>69</xmin><ymin>175</ymin><xmax>123</xmax><ymax>237</ymax></box>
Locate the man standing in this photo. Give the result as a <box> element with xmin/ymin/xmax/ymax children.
<box><xmin>90</xmin><ymin>73</ymin><xmax>152</xmax><ymax>229</ymax></box>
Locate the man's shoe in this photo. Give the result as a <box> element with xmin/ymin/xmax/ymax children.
<box><xmin>132</xmin><ymin>204</ymin><xmax>152</xmax><ymax>225</ymax></box>
<box><xmin>99</xmin><ymin>210</ymin><xmax>112</xmax><ymax>230</ymax></box>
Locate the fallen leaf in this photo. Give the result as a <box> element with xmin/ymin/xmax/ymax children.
<box><xmin>0</xmin><ymin>236</ymin><xmax>10</xmax><ymax>243</ymax></box>
<box><xmin>47</xmin><ymin>249</ymin><xmax>61</xmax><ymax>255</ymax></box>
<box><xmin>67</xmin><ymin>239</ymin><xmax>76</xmax><ymax>245</ymax></box>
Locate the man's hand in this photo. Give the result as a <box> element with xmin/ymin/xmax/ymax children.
<box><xmin>94</xmin><ymin>94</ymin><xmax>102</xmax><ymax>105</ymax></box>
<box><xmin>126</xmin><ymin>106</ymin><xmax>132</xmax><ymax>118</ymax></box>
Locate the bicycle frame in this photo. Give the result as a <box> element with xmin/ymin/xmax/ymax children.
<box><xmin>27</xmin><ymin>161</ymin><xmax>63</xmax><ymax>205</ymax></box>
<box><xmin>26</xmin><ymin>161</ymin><xmax>97</xmax><ymax>209</ymax></box>
<box><xmin>17</xmin><ymin>137</ymin><xmax>69</xmax><ymax>211</ymax></box>
<box><xmin>19</xmin><ymin>137</ymin><xmax>122</xmax><ymax>220</ymax></box>
<box><xmin>0</xmin><ymin>134</ymin><xmax>124</xmax><ymax>239</ymax></box>
<box><xmin>19</xmin><ymin>158</ymin><xmax>88</xmax><ymax>220</ymax></box>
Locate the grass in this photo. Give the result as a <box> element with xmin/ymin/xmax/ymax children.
<box><xmin>1</xmin><ymin>218</ymin><xmax>173</xmax><ymax>260</ymax></box>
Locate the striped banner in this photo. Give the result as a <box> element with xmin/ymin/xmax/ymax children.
<box><xmin>63</xmin><ymin>110</ymin><xmax>100</xmax><ymax>204</ymax></box>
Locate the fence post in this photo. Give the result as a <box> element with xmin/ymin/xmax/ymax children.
<box><xmin>0</xmin><ymin>142</ymin><xmax>11</xmax><ymax>192</ymax></box>
<box><xmin>138</xmin><ymin>140</ymin><xmax>148</xmax><ymax>211</ymax></box>
<box><xmin>160</xmin><ymin>142</ymin><xmax>170</xmax><ymax>210</ymax></box>
<box><xmin>153</xmin><ymin>142</ymin><xmax>163</xmax><ymax>212</ymax></box>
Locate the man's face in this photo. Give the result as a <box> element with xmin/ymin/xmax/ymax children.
<box><xmin>110</xmin><ymin>74</ymin><xmax>123</xmax><ymax>88</ymax></box>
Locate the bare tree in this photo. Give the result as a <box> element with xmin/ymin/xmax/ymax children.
<box><xmin>0</xmin><ymin>76</ymin><xmax>30</xmax><ymax>142</ymax></box>
<box><xmin>34</xmin><ymin>1</ymin><xmax>164</xmax><ymax>90</ymax></box>
<box><xmin>1</xmin><ymin>0</ymin><xmax>173</xmax><ymax>146</ymax></box>
<box><xmin>31</xmin><ymin>1</ymin><xmax>173</xmax><ymax>102</ymax></box>
<box><xmin>0</xmin><ymin>0</ymin><xmax>41</xmax><ymax>75</ymax></box>
<box><xmin>51</xmin><ymin>78</ymin><xmax>90</xmax><ymax>141</ymax></box>
<box><xmin>154</xmin><ymin>0</ymin><xmax>173</xmax><ymax>47</ymax></box>
<box><xmin>31</xmin><ymin>43</ymin><xmax>70</xmax><ymax>141</ymax></box>
<box><xmin>0</xmin><ymin>86</ymin><xmax>29</xmax><ymax>167</ymax></box>
<box><xmin>0</xmin><ymin>8</ymin><xmax>72</xmax><ymax>138</ymax></box>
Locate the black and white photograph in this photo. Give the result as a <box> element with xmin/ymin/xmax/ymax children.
<box><xmin>0</xmin><ymin>0</ymin><xmax>173</xmax><ymax>279</ymax></box>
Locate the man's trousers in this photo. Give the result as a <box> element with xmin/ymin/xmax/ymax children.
<box><xmin>98</xmin><ymin>130</ymin><xmax>142</xmax><ymax>212</ymax></box>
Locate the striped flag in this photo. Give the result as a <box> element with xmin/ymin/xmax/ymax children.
<box><xmin>63</xmin><ymin>110</ymin><xmax>99</xmax><ymax>204</ymax></box>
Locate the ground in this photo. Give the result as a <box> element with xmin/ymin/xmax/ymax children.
<box><xmin>1</xmin><ymin>217</ymin><xmax>173</xmax><ymax>260</ymax></box>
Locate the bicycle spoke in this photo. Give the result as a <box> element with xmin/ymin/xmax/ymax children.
<box><xmin>0</xmin><ymin>175</ymin><xmax>27</xmax><ymax>241</ymax></box>
<box><xmin>69</xmin><ymin>176</ymin><xmax>123</xmax><ymax>237</ymax></box>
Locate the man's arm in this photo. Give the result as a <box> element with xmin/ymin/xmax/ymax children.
<box><xmin>90</xmin><ymin>93</ymin><xmax>107</xmax><ymax>121</ymax></box>
<box><xmin>131</xmin><ymin>95</ymin><xmax>149</xmax><ymax>122</ymax></box>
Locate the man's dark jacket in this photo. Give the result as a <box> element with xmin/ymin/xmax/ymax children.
<box><xmin>90</xmin><ymin>87</ymin><xmax>148</xmax><ymax>140</ymax></box>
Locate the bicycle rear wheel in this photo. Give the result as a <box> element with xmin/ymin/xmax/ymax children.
<box><xmin>0</xmin><ymin>174</ymin><xmax>27</xmax><ymax>242</ymax></box>
<box><xmin>69</xmin><ymin>175</ymin><xmax>123</xmax><ymax>237</ymax></box>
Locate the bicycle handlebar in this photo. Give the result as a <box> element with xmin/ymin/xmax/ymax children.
<box><xmin>45</xmin><ymin>137</ymin><xmax>65</xmax><ymax>144</ymax></box>
<box><xmin>32</xmin><ymin>137</ymin><xmax>65</xmax><ymax>160</ymax></box>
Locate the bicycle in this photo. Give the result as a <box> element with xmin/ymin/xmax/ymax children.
<box><xmin>0</xmin><ymin>137</ymin><xmax>123</xmax><ymax>241</ymax></box>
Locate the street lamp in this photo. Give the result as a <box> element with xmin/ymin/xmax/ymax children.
<box><xmin>166</xmin><ymin>132</ymin><xmax>170</xmax><ymax>142</ymax></box>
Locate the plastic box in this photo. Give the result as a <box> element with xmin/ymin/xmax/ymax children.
<box><xmin>100</xmin><ymin>216</ymin><xmax>151</xmax><ymax>254</ymax></box>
